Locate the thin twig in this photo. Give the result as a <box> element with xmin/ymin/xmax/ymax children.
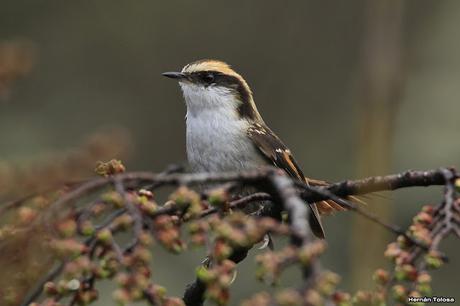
<box><xmin>19</xmin><ymin>262</ymin><xmax>66</xmax><ymax>306</ymax></box>
<box><xmin>299</xmin><ymin>182</ymin><xmax>431</xmax><ymax>250</ymax></box>
<box><xmin>199</xmin><ymin>192</ymin><xmax>272</xmax><ymax>218</ymax></box>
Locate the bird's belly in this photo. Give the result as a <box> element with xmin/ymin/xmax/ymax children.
<box><xmin>186</xmin><ymin>117</ymin><xmax>265</xmax><ymax>173</ymax></box>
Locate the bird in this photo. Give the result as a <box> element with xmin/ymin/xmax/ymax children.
<box><xmin>162</xmin><ymin>59</ymin><xmax>345</xmax><ymax>239</ymax></box>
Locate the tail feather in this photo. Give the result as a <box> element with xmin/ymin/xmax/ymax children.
<box><xmin>308</xmin><ymin>203</ymin><xmax>325</xmax><ymax>239</ymax></box>
<box><xmin>306</xmin><ymin>178</ymin><xmax>366</xmax><ymax>214</ymax></box>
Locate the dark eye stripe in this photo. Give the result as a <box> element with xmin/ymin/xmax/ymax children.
<box><xmin>189</xmin><ymin>70</ymin><xmax>257</xmax><ymax>120</ymax></box>
<box><xmin>200</xmin><ymin>72</ymin><xmax>215</xmax><ymax>84</ymax></box>
<box><xmin>189</xmin><ymin>71</ymin><xmax>230</xmax><ymax>85</ymax></box>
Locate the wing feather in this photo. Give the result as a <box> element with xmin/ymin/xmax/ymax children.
<box><xmin>247</xmin><ymin>123</ymin><xmax>326</xmax><ymax>238</ymax></box>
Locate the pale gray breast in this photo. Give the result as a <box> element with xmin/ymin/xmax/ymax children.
<box><xmin>186</xmin><ymin>109</ymin><xmax>266</xmax><ymax>173</ymax></box>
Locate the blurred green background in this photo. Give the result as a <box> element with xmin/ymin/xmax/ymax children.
<box><xmin>1</xmin><ymin>1</ymin><xmax>459</xmax><ymax>304</ymax></box>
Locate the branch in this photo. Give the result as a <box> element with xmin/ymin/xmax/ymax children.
<box><xmin>20</xmin><ymin>262</ymin><xmax>66</xmax><ymax>306</ymax></box>
<box><xmin>431</xmin><ymin>168</ymin><xmax>459</xmax><ymax>249</ymax></box>
<box><xmin>303</xmin><ymin>168</ymin><xmax>449</xmax><ymax>201</ymax></box>
<box><xmin>12</xmin><ymin>166</ymin><xmax>458</xmax><ymax>306</ymax></box>
<box><xmin>183</xmin><ymin>247</ymin><xmax>251</xmax><ymax>306</ymax></box>
<box><xmin>268</xmin><ymin>173</ymin><xmax>320</xmax><ymax>285</ymax></box>
<box><xmin>183</xmin><ymin>172</ymin><xmax>317</xmax><ymax>306</ymax></box>
<box><xmin>36</xmin><ymin>168</ymin><xmax>452</xmax><ymax>221</ymax></box>
<box><xmin>300</xmin><ymin>183</ymin><xmax>431</xmax><ymax>250</ymax></box>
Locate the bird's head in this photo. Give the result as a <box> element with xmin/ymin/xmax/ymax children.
<box><xmin>163</xmin><ymin>59</ymin><xmax>262</xmax><ymax>121</ymax></box>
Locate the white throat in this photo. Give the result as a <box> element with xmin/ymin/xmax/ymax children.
<box><xmin>180</xmin><ymin>82</ymin><xmax>238</xmax><ymax>117</ymax></box>
<box><xmin>179</xmin><ymin>82</ymin><xmax>265</xmax><ymax>173</ymax></box>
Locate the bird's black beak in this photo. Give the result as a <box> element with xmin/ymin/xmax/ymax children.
<box><xmin>162</xmin><ymin>72</ymin><xmax>186</xmax><ymax>80</ymax></box>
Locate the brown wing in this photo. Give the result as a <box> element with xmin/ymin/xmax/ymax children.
<box><xmin>247</xmin><ymin>123</ymin><xmax>326</xmax><ymax>238</ymax></box>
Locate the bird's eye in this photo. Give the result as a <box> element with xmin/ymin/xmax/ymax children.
<box><xmin>202</xmin><ymin>73</ymin><xmax>215</xmax><ymax>84</ymax></box>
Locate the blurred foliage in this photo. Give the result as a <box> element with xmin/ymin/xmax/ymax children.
<box><xmin>0</xmin><ymin>162</ymin><xmax>457</xmax><ymax>306</ymax></box>
<box><xmin>0</xmin><ymin>128</ymin><xmax>132</xmax><ymax>200</ymax></box>
<box><xmin>0</xmin><ymin>129</ymin><xmax>131</xmax><ymax>304</ymax></box>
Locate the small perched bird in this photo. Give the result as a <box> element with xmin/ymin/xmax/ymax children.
<box><xmin>163</xmin><ymin>59</ymin><xmax>344</xmax><ymax>238</ymax></box>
